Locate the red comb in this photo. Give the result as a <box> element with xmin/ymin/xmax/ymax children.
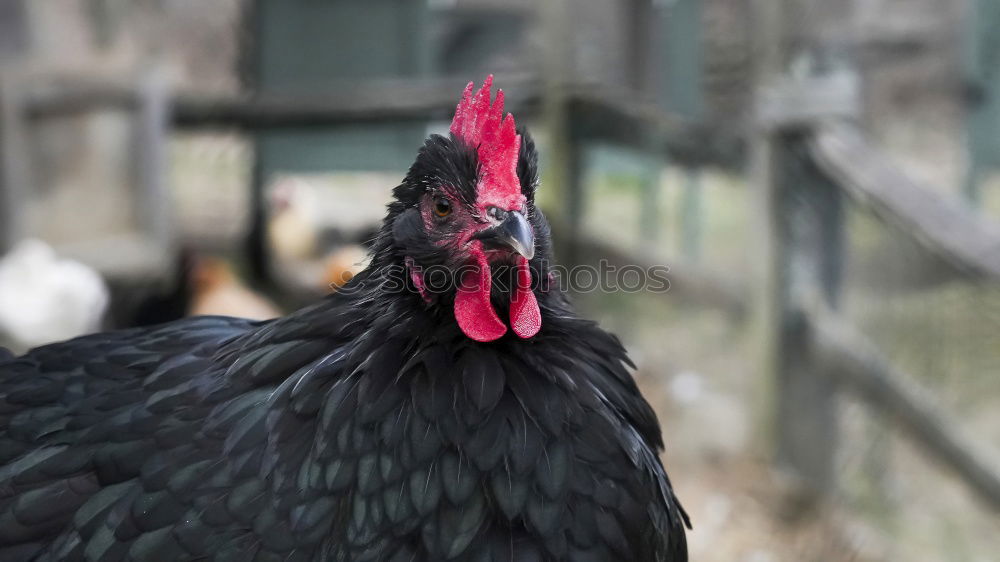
<box><xmin>450</xmin><ymin>76</ymin><xmax>523</xmax><ymax>211</ymax></box>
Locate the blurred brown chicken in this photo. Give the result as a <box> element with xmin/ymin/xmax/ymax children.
<box><xmin>267</xmin><ymin>178</ymin><xmax>320</xmax><ymax>262</ymax></box>
<box><xmin>322</xmin><ymin>244</ymin><xmax>368</xmax><ymax>292</ymax></box>
<box><xmin>188</xmin><ymin>257</ymin><xmax>281</xmax><ymax>320</ymax></box>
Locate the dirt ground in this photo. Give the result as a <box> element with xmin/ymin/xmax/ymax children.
<box><xmin>577</xmin><ymin>279</ymin><xmax>1000</xmax><ymax>562</ymax></box>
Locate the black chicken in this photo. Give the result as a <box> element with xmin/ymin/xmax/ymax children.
<box><xmin>0</xmin><ymin>77</ymin><xmax>689</xmax><ymax>561</ymax></box>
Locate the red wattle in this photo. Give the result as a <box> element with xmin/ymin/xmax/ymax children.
<box><xmin>454</xmin><ymin>251</ymin><xmax>507</xmax><ymax>342</ymax></box>
<box><xmin>510</xmin><ymin>256</ymin><xmax>541</xmax><ymax>339</ymax></box>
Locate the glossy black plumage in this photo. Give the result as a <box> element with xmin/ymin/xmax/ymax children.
<box><xmin>0</xmin><ymin>129</ymin><xmax>688</xmax><ymax>561</ymax></box>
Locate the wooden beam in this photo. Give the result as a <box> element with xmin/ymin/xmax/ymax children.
<box><xmin>133</xmin><ymin>67</ymin><xmax>173</xmax><ymax>277</ymax></box>
<box><xmin>807</xmin><ymin>303</ymin><xmax>1000</xmax><ymax>513</ymax></box>
<box><xmin>809</xmin><ymin>121</ymin><xmax>1000</xmax><ymax>280</ymax></box>
<box><xmin>174</xmin><ymin>78</ymin><xmax>538</xmax><ymax>129</ymax></box>
<box><xmin>567</xmin><ymin>86</ymin><xmax>742</xmax><ymax>168</ymax></box>
<box><xmin>19</xmin><ymin>76</ymin><xmax>741</xmax><ymax>168</ymax></box>
<box><xmin>538</xmin><ymin>0</ymin><xmax>575</xmax><ymax>247</ymax></box>
<box><xmin>23</xmin><ymin>81</ymin><xmax>139</xmax><ymax>116</ymax></box>
<box><xmin>176</xmin><ymin>84</ymin><xmax>741</xmax><ymax>167</ymax></box>
<box><xmin>764</xmin><ymin>136</ymin><xmax>844</xmax><ymax>497</ymax></box>
<box><xmin>751</xmin><ymin>0</ymin><xmax>847</xmax><ymax>499</ymax></box>
<box><xmin>679</xmin><ymin>168</ymin><xmax>703</xmax><ymax>260</ymax></box>
<box><xmin>575</xmin><ymin>235</ymin><xmax>748</xmax><ymax>317</ymax></box>
<box><xmin>0</xmin><ymin>0</ymin><xmax>29</xmax><ymax>58</ymax></box>
<box><xmin>625</xmin><ymin>0</ymin><xmax>654</xmax><ymax>95</ymax></box>
<box><xmin>20</xmin><ymin>75</ymin><xmax>538</xmax><ymax>125</ymax></box>
<box><xmin>0</xmin><ymin>73</ymin><xmax>29</xmax><ymax>253</ymax></box>
<box><xmin>750</xmin><ymin>0</ymin><xmax>794</xmax><ymax>493</ymax></box>
<box><xmin>755</xmin><ymin>71</ymin><xmax>860</xmax><ymax>131</ymax></box>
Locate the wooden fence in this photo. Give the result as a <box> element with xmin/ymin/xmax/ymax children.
<box><xmin>749</xmin><ymin>0</ymin><xmax>1000</xmax><ymax>515</ymax></box>
<box><xmin>5</xmin><ymin>66</ymin><xmax>999</xmax><ymax>515</ymax></box>
<box><xmin>775</xmin><ymin>121</ymin><xmax>1000</xmax><ymax>512</ymax></box>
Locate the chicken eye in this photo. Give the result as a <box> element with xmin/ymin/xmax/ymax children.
<box><xmin>433</xmin><ymin>197</ymin><xmax>452</xmax><ymax>218</ymax></box>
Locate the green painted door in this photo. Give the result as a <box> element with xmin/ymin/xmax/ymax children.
<box><xmin>252</xmin><ymin>0</ymin><xmax>431</xmax><ymax>174</ymax></box>
<box><xmin>965</xmin><ymin>0</ymin><xmax>1000</xmax><ymax>202</ymax></box>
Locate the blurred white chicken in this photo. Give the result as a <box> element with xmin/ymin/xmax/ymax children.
<box><xmin>0</xmin><ymin>239</ymin><xmax>109</xmax><ymax>353</ymax></box>
<box><xmin>268</xmin><ymin>177</ymin><xmax>321</xmax><ymax>262</ymax></box>
<box><xmin>187</xmin><ymin>256</ymin><xmax>281</xmax><ymax>320</ymax></box>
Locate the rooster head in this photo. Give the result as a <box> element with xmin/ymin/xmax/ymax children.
<box><xmin>383</xmin><ymin>76</ymin><xmax>544</xmax><ymax>342</ymax></box>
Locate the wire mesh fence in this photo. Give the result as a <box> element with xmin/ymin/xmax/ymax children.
<box><xmin>837</xmin><ymin>199</ymin><xmax>1000</xmax><ymax>561</ymax></box>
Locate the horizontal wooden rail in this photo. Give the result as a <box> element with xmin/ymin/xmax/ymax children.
<box><xmin>809</xmin><ymin>121</ymin><xmax>1000</xmax><ymax>280</ymax></box>
<box><xmin>19</xmin><ymin>75</ymin><xmax>741</xmax><ymax>168</ymax></box>
<box><xmin>22</xmin><ymin>81</ymin><xmax>139</xmax><ymax>116</ymax></box>
<box><xmin>567</xmin><ymin>86</ymin><xmax>743</xmax><ymax>167</ymax></box>
<box><xmin>575</xmin><ymin>235</ymin><xmax>748</xmax><ymax>317</ymax></box>
<box><xmin>175</xmin><ymin>77</ymin><xmax>540</xmax><ymax>129</ymax></box>
<box><xmin>806</xmin><ymin>303</ymin><xmax>1000</xmax><ymax>513</ymax></box>
<box><xmin>22</xmin><ymin>76</ymin><xmax>528</xmax><ymax>125</ymax></box>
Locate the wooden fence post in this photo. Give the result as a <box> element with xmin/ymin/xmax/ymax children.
<box><xmin>679</xmin><ymin>168</ymin><xmax>702</xmax><ymax>261</ymax></box>
<box><xmin>134</xmin><ymin>65</ymin><xmax>173</xmax><ymax>266</ymax></box>
<box><xmin>661</xmin><ymin>0</ymin><xmax>705</xmax><ymax>262</ymax></box>
<box><xmin>769</xmin><ymin>133</ymin><xmax>844</xmax><ymax>497</ymax></box>
<box><xmin>541</xmin><ymin>0</ymin><xmax>581</xmax><ymax>265</ymax></box>
<box><xmin>638</xmin><ymin>153</ymin><xmax>661</xmax><ymax>257</ymax></box>
<box><xmin>0</xmin><ymin>71</ymin><xmax>28</xmax><ymax>253</ymax></box>
<box><xmin>751</xmin><ymin>0</ymin><xmax>857</xmax><ymax>499</ymax></box>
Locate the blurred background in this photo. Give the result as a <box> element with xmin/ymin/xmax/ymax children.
<box><xmin>0</xmin><ymin>0</ymin><xmax>999</xmax><ymax>560</ymax></box>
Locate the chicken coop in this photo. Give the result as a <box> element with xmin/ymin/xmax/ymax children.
<box><xmin>0</xmin><ymin>0</ymin><xmax>998</xmax><ymax>560</ymax></box>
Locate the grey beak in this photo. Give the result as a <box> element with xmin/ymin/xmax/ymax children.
<box><xmin>473</xmin><ymin>210</ymin><xmax>535</xmax><ymax>260</ymax></box>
